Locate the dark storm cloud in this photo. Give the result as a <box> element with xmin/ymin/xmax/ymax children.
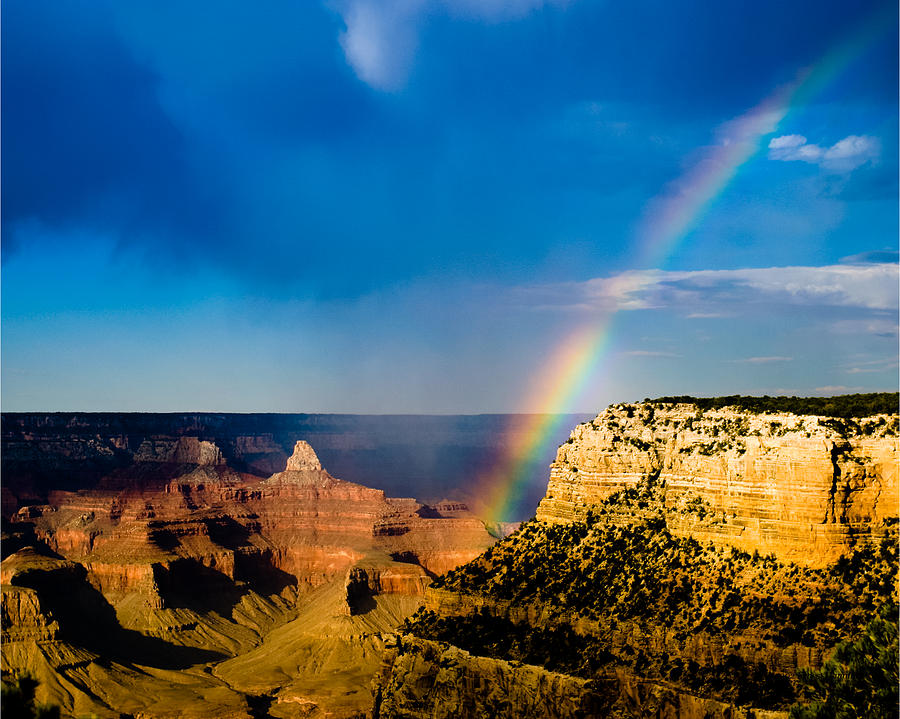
<box><xmin>393</xmin><ymin>0</ymin><xmax>896</xmax><ymax>120</ymax></box>
<box><xmin>106</xmin><ymin>1</ymin><xmax>378</xmax><ymax>146</ymax></box>
<box><xmin>1</xmin><ymin>1</ymin><xmax>226</xmax><ymax>258</ymax></box>
<box><xmin>2</xmin><ymin>0</ymin><xmax>896</xmax><ymax>296</ymax></box>
<box><xmin>2</xmin><ymin>0</ymin><xmax>897</xmax><ymax>412</ymax></box>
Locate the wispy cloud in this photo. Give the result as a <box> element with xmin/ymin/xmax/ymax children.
<box><xmin>517</xmin><ymin>261</ymin><xmax>899</xmax><ymax>314</ymax></box>
<box><xmin>333</xmin><ymin>0</ymin><xmax>564</xmax><ymax>90</ymax></box>
<box><xmin>768</xmin><ymin>134</ymin><xmax>880</xmax><ymax>172</ymax></box>
<box><xmin>830</xmin><ymin>318</ymin><xmax>899</xmax><ymax>337</ymax></box>
<box><xmin>815</xmin><ymin>385</ymin><xmax>863</xmax><ymax>393</ymax></box>
<box><xmin>845</xmin><ymin>357</ymin><xmax>899</xmax><ymax>374</ymax></box>
<box><xmin>840</xmin><ymin>250</ymin><xmax>899</xmax><ymax>264</ymax></box>
<box><xmin>731</xmin><ymin>356</ymin><xmax>793</xmax><ymax>364</ymax></box>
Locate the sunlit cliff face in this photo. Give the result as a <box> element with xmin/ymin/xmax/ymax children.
<box><xmin>540</xmin><ymin>404</ymin><xmax>899</xmax><ymax>565</ymax></box>
<box><xmin>379</xmin><ymin>402</ymin><xmax>899</xmax><ymax>718</ymax></box>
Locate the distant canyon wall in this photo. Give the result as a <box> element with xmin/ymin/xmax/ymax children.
<box><xmin>2</xmin><ymin>412</ymin><xmax>591</xmax><ymax>518</ymax></box>
<box><xmin>12</xmin><ymin>440</ymin><xmax>496</xmax><ymax>599</ymax></box>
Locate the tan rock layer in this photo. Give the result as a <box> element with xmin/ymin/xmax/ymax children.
<box><xmin>537</xmin><ymin>405</ymin><xmax>899</xmax><ymax>565</ymax></box>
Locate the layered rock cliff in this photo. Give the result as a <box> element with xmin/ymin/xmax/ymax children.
<box><xmin>539</xmin><ymin>404</ymin><xmax>898</xmax><ymax>565</ymax></box>
<box><xmin>379</xmin><ymin>400</ymin><xmax>899</xmax><ymax>718</ymax></box>
<box><xmin>14</xmin><ymin>440</ymin><xmax>494</xmax><ymax>592</ymax></box>
<box><xmin>2</xmin><ymin>439</ymin><xmax>496</xmax><ymax>718</ymax></box>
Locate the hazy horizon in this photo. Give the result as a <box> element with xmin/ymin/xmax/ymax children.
<box><xmin>1</xmin><ymin>397</ymin><xmax>894</xmax><ymax>415</ymax></box>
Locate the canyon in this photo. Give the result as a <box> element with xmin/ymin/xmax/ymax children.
<box><xmin>2</xmin><ymin>436</ymin><xmax>496</xmax><ymax>718</ymax></box>
<box><xmin>3</xmin><ymin>399</ymin><xmax>898</xmax><ymax>718</ymax></box>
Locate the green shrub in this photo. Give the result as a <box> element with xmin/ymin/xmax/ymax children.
<box><xmin>789</xmin><ymin>600</ymin><xmax>898</xmax><ymax>718</ymax></box>
<box><xmin>645</xmin><ymin>393</ymin><xmax>898</xmax><ymax>419</ymax></box>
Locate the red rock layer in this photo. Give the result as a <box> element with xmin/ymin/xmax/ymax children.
<box><xmin>13</xmin><ymin>440</ymin><xmax>496</xmax><ymax>602</ymax></box>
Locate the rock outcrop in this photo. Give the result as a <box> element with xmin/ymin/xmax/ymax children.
<box><xmin>380</xmin><ymin>400</ymin><xmax>899</xmax><ymax>718</ymax></box>
<box><xmin>283</xmin><ymin>440</ymin><xmax>322</xmax><ymax>472</ymax></box>
<box><xmin>374</xmin><ymin>635</ymin><xmax>604</xmax><ymax>719</ymax></box>
<box><xmin>134</xmin><ymin>436</ymin><xmax>226</xmax><ymax>465</ymax></box>
<box><xmin>538</xmin><ymin>404</ymin><xmax>898</xmax><ymax>565</ymax></box>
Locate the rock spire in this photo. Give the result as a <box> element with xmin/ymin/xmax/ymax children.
<box><xmin>285</xmin><ymin>440</ymin><xmax>322</xmax><ymax>472</ymax></box>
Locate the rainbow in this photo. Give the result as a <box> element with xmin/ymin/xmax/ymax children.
<box><xmin>635</xmin><ymin>81</ymin><xmax>796</xmax><ymax>270</ymax></box>
<box><xmin>477</xmin><ymin>7</ymin><xmax>892</xmax><ymax>523</ymax></box>
<box><xmin>475</xmin><ymin>320</ymin><xmax>613</xmax><ymax>522</ymax></box>
<box><xmin>636</xmin><ymin>1</ymin><xmax>891</xmax><ymax>270</ymax></box>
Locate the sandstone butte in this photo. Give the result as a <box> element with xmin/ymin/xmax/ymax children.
<box><xmin>1</xmin><ymin>438</ymin><xmax>497</xmax><ymax>718</ymax></box>
<box><xmin>375</xmin><ymin>402</ymin><xmax>899</xmax><ymax>719</ymax></box>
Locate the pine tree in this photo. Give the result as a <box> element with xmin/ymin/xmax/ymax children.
<box><xmin>790</xmin><ymin>601</ymin><xmax>899</xmax><ymax>719</ymax></box>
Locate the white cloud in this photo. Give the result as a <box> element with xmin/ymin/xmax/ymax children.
<box><xmin>516</xmin><ymin>261</ymin><xmax>900</xmax><ymax>314</ymax></box>
<box><xmin>845</xmin><ymin>357</ymin><xmax>899</xmax><ymax>374</ymax></box>
<box><xmin>768</xmin><ymin>134</ymin><xmax>880</xmax><ymax>172</ymax></box>
<box><xmin>336</xmin><ymin>0</ymin><xmax>425</xmax><ymax>91</ymax></box>
<box><xmin>768</xmin><ymin>134</ymin><xmax>806</xmax><ymax>150</ymax></box>
<box><xmin>825</xmin><ymin>135</ymin><xmax>877</xmax><ymax>163</ymax></box>
<box><xmin>815</xmin><ymin>385</ymin><xmax>863</xmax><ymax>393</ymax></box>
<box><xmin>333</xmin><ymin>0</ymin><xmax>565</xmax><ymax>90</ymax></box>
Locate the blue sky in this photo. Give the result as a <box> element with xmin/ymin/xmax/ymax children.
<box><xmin>2</xmin><ymin>0</ymin><xmax>897</xmax><ymax>412</ymax></box>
